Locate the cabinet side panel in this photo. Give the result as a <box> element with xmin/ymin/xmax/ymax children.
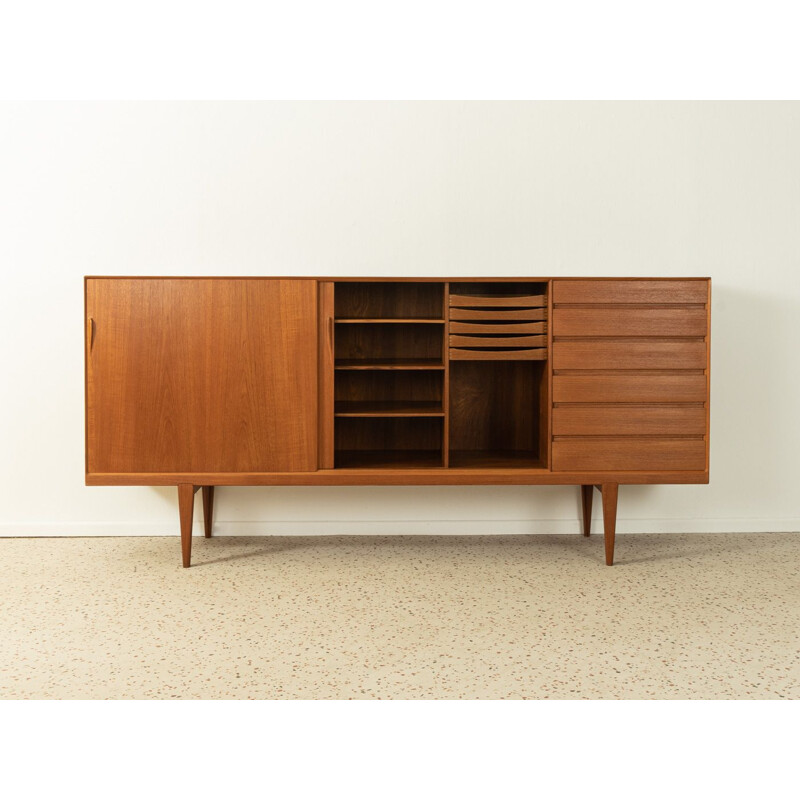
<box><xmin>86</xmin><ymin>278</ymin><xmax>318</xmax><ymax>474</ymax></box>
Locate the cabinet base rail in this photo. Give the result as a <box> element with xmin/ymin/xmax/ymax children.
<box><xmin>177</xmin><ymin>483</ymin><xmax>619</xmax><ymax>568</ymax></box>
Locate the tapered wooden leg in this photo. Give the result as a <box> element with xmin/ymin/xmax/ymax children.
<box><xmin>580</xmin><ymin>485</ymin><xmax>593</xmax><ymax>536</ymax></box>
<box><xmin>202</xmin><ymin>486</ymin><xmax>214</xmax><ymax>538</ymax></box>
<box><xmin>178</xmin><ymin>483</ymin><xmax>195</xmax><ymax>568</ymax></box>
<box><xmin>601</xmin><ymin>483</ymin><xmax>619</xmax><ymax>566</ymax></box>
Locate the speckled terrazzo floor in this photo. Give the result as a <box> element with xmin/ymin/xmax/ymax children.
<box><xmin>1</xmin><ymin>534</ymin><xmax>798</xmax><ymax>699</ymax></box>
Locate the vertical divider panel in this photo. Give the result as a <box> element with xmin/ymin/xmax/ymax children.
<box><xmin>318</xmin><ymin>281</ymin><xmax>335</xmax><ymax>469</ymax></box>
<box><xmin>705</xmin><ymin>279</ymin><xmax>711</xmax><ymax>472</ymax></box>
<box><xmin>544</xmin><ymin>279</ymin><xmax>553</xmax><ymax>469</ymax></box>
<box><xmin>442</xmin><ymin>282</ymin><xmax>450</xmax><ymax>467</ymax></box>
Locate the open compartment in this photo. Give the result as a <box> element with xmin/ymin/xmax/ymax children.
<box><xmin>335</xmin><ymin>417</ymin><xmax>444</xmax><ymax>469</ymax></box>
<box><xmin>448</xmin><ymin>360</ymin><xmax>548</xmax><ymax>469</ymax></box>
<box><xmin>335</xmin><ymin>322</ymin><xmax>443</xmax><ymax>369</ymax></box>
<box><xmin>335</xmin><ymin>282</ymin><xmax>444</xmax><ymax>320</ymax></box>
<box><xmin>335</xmin><ymin>370</ymin><xmax>444</xmax><ymax>417</ymax></box>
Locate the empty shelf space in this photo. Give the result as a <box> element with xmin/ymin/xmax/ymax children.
<box><xmin>335</xmin><ymin>401</ymin><xmax>444</xmax><ymax>417</ymax></box>
<box><xmin>335</xmin><ymin>450</ymin><xmax>444</xmax><ymax>469</ymax></box>
<box><xmin>335</xmin><ymin>318</ymin><xmax>445</xmax><ymax>324</ymax></box>
<box><xmin>448</xmin><ymin>451</ymin><xmax>544</xmax><ymax>469</ymax></box>
<box><xmin>335</xmin><ymin>358</ymin><xmax>445</xmax><ymax>370</ymax></box>
<box><xmin>335</xmin><ymin>282</ymin><xmax>444</xmax><ymax>319</ymax></box>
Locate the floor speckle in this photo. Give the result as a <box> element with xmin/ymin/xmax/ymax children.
<box><xmin>1</xmin><ymin>533</ymin><xmax>798</xmax><ymax>699</ymax></box>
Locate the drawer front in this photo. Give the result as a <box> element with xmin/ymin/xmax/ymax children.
<box><xmin>552</xmin><ymin>280</ymin><xmax>707</xmax><ymax>304</ymax></box>
<box><xmin>553</xmin><ymin>307</ymin><xmax>707</xmax><ymax>337</ymax></box>
<box><xmin>552</xmin><ymin>438</ymin><xmax>706</xmax><ymax>471</ymax></box>
<box><xmin>550</xmin><ymin>278</ymin><xmax>709</xmax><ymax>473</ymax></box>
<box><xmin>553</xmin><ymin>405</ymin><xmax>706</xmax><ymax>436</ymax></box>
<box><xmin>554</xmin><ymin>374</ymin><xmax>707</xmax><ymax>403</ymax></box>
<box><xmin>553</xmin><ymin>339</ymin><xmax>706</xmax><ymax>370</ymax></box>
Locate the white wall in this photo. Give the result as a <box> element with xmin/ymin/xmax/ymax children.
<box><xmin>1</xmin><ymin>101</ymin><xmax>798</xmax><ymax>536</ymax></box>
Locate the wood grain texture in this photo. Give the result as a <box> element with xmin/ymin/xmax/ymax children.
<box><xmin>178</xmin><ymin>483</ymin><xmax>195</xmax><ymax>568</ymax></box>
<box><xmin>450</xmin><ymin>348</ymin><xmax>547</xmax><ymax>361</ymax></box>
<box><xmin>450</xmin><ymin>307</ymin><xmax>547</xmax><ymax>321</ymax></box>
<box><xmin>450</xmin><ymin>334</ymin><xmax>546</xmax><ymax>348</ymax></box>
<box><xmin>581</xmin><ymin>485</ymin><xmax>593</xmax><ymax>536</ymax></box>
<box><xmin>553</xmin><ymin>404</ymin><xmax>706</xmax><ymax>435</ymax></box>
<box><xmin>449</xmin><ymin>293</ymin><xmax>546</xmax><ymax>307</ymax></box>
<box><xmin>601</xmin><ymin>483</ymin><xmax>618</xmax><ymax>566</ymax></box>
<box><xmin>553</xmin><ymin>307</ymin><xmax>707</xmax><ymax>337</ymax></box>
<box><xmin>88</xmin><ymin>469</ymin><xmax>709</xmax><ymax>486</ymax></box>
<box><xmin>552</xmin><ymin>438</ymin><xmax>706</xmax><ymax>472</ymax></box>
<box><xmin>553</xmin><ymin>373</ymin><xmax>707</xmax><ymax>403</ymax></box>
<box><xmin>318</xmin><ymin>282</ymin><xmax>335</xmax><ymax>469</ymax></box>
<box><xmin>201</xmin><ymin>486</ymin><xmax>214</xmax><ymax>538</ymax></box>
<box><xmin>86</xmin><ymin>278</ymin><xmax>318</xmax><ymax>474</ymax></box>
<box><xmin>553</xmin><ymin>280</ymin><xmax>708</xmax><ymax>304</ymax></box>
<box><xmin>335</xmin><ymin>282</ymin><xmax>443</xmax><ymax>319</ymax></box>
<box><xmin>449</xmin><ymin>361</ymin><xmax>542</xmax><ymax>457</ymax></box>
<box><xmin>553</xmin><ymin>339</ymin><xmax>706</xmax><ymax>370</ymax></box>
<box><xmin>450</xmin><ymin>321</ymin><xmax>546</xmax><ymax>335</ymax></box>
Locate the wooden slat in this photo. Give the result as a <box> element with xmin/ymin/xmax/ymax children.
<box><xmin>553</xmin><ymin>405</ymin><xmax>707</xmax><ymax>436</ymax></box>
<box><xmin>553</xmin><ymin>373</ymin><xmax>707</xmax><ymax>403</ymax></box>
<box><xmin>449</xmin><ymin>293</ymin><xmax>546</xmax><ymax>308</ymax></box>
<box><xmin>553</xmin><ymin>339</ymin><xmax>706</xmax><ymax>370</ymax></box>
<box><xmin>553</xmin><ymin>279</ymin><xmax>708</xmax><ymax>304</ymax></box>
<box><xmin>450</xmin><ymin>334</ymin><xmax>547</xmax><ymax>348</ymax></box>
<box><xmin>553</xmin><ymin>438</ymin><xmax>706</xmax><ymax>471</ymax></box>
<box><xmin>450</xmin><ymin>348</ymin><xmax>547</xmax><ymax>361</ymax></box>
<box><xmin>554</xmin><ymin>307</ymin><xmax>707</xmax><ymax>337</ymax></box>
<box><xmin>450</xmin><ymin>307</ymin><xmax>547</xmax><ymax>321</ymax></box>
<box><xmin>450</xmin><ymin>321</ymin><xmax>546</xmax><ymax>335</ymax></box>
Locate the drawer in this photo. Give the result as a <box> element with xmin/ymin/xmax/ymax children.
<box><xmin>450</xmin><ymin>307</ymin><xmax>547</xmax><ymax>322</ymax></box>
<box><xmin>553</xmin><ymin>339</ymin><xmax>706</xmax><ymax>370</ymax></box>
<box><xmin>450</xmin><ymin>321</ymin><xmax>546</xmax><ymax>335</ymax></box>
<box><xmin>553</xmin><ymin>280</ymin><xmax>708</xmax><ymax>304</ymax></box>
<box><xmin>552</xmin><ymin>438</ymin><xmax>706</xmax><ymax>471</ymax></box>
<box><xmin>449</xmin><ymin>293</ymin><xmax>546</xmax><ymax>308</ymax></box>
<box><xmin>553</xmin><ymin>374</ymin><xmax>706</xmax><ymax>403</ymax></box>
<box><xmin>554</xmin><ymin>307</ymin><xmax>707</xmax><ymax>337</ymax></box>
<box><xmin>450</xmin><ymin>348</ymin><xmax>547</xmax><ymax>361</ymax></box>
<box><xmin>450</xmin><ymin>334</ymin><xmax>546</xmax><ymax>348</ymax></box>
<box><xmin>553</xmin><ymin>405</ymin><xmax>707</xmax><ymax>436</ymax></box>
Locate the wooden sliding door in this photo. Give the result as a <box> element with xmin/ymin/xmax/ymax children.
<box><xmin>86</xmin><ymin>278</ymin><xmax>318</xmax><ymax>474</ymax></box>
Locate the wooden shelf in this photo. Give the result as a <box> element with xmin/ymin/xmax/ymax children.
<box><xmin>335</xmin><ymin>401</ymin><xmax>444</xmax><ymax>417</ymax></box>
<box><xmin>448</xmin><ymin>450</ymin><xmax>544</xmax><ymax>469</ymax></box>
<box><xmin>335</xmin><ymin>359</ymin><xmax>445</xmax><ymax>370</ymax></box>
<box><xmin>335</xmin><ymin>318</ymin><xmax>445</xmax><ymax>324</ymax></box>
<box><xmin>335</xmin><ymin>450</ymin><xmax>444</xmax><ymax>469</ymax></box>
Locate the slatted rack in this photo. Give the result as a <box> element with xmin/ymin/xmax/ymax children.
<box><xmin>448</xmin><ymin>289</ymin><xmax>548</xmax><ymax>360</ymax></box>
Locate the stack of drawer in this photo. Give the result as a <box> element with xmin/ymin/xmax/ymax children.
<box><xmin>449</xmin><ymin>292</ymin><xmax>548</xmax><ymax>360</ymax></box>
<box><xmin>551</xmin><ymin>279</ymin><xmax>709</xmax><ymax>471</ymax></box>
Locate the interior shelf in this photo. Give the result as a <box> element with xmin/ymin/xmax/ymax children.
<box><xmin>335</xmin><ymin>358</ymin><xmax>444</xmax><ymax>370</ymax></box>
<box><xmin>335</xmin><ymin>450</ymin><xmax>444</xmax><ymax>469</ymax></box>
<box><xmin>448</xmin><ymin>451</ymin><xmax>545</xmax><ymax>469</ymax></box>
<box><xmin>335</xmin><ymin>318</ymin><xmax>444</xmax><ymax>324</ymax></box>
<box><xmin>335</xmin><ymin>401</ymin><xmax>444</xmax><ymax>417</ymax></box>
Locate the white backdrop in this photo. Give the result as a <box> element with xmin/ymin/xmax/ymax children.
<box><xmin>1</xmin><ymin>101</ymin><xmax>798</xmax><ymax>536</ymax></box>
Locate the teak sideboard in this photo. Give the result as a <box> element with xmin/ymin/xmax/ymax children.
<box><xmin>84</xmin><ymin>277</ymin><xmax>711</xmax><ymax>567</ymax></box>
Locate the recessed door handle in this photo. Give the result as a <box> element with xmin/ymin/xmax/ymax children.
<box><xmin>88</xmin><ymin>317</ymin><xmax>95</xmax><ymax>351</ymax></box>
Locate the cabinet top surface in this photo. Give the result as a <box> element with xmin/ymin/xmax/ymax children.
<box><xmin>85</xmin><ymin>276</ymin><xmax>711</xmax><ymax>282</ymax></box>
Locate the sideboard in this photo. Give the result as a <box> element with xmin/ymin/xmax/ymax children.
<box><xmin>84</xmin><ymin>277</ymin><xmax>711</xmax><ymax>566</ymax></box>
